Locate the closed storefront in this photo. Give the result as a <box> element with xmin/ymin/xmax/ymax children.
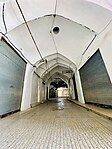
<box><xmin>0</xmin><ymin>39</ymin><xmax>26</xmax><ymax>116</ymax></box>
<box><xmin>80</xmin><ymin>50</ymin><xmax>112</xmax><ymax>106</ymax></box>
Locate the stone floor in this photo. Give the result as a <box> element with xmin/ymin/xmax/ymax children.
<box><xmin>0</xmin><ymin>98</ymin><xmax>112</xmax><ymax>149</ymax></box>
<box><xmin>69</xmin><ymin>99</ymin><xmax>112</xmax><ymax>120</ymax></box>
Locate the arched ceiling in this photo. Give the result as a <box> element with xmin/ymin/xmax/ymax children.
<box><xmin>0</xmin><ymin>0</ymin><xmax>112</xmax><ymax>33</ymax></box>
<box><xmin>86</xmin><ymin>0</ymin><xmax>112</xmax><ymax>12</ymax></box>
<box><xmin>36</xmin><ymin>53</ymin><xmax>75</xmax><ymax>77</ymax></box>
<box><xmin>0</xmin><ymin>0</ymin><xmax>112</xmax><ymax>67</ymax></box>
<box><xmin>47</xmin><ymin>72</ymin><xmax>69</xmax><ymax>86</ymax></box>
<box><xmin>43</xmin><ymin>65</ymin><xmax>72</xmax><ymax>80</ymax></box>
<box><xmin>6</xmin><ymin>15</ymin><xmax>95</xmax><ymax>64</ymax></box>
<box><xmin>50</xmin><ymin>77</ymin><xmax>68</xmax><ymax>89</ymax></box>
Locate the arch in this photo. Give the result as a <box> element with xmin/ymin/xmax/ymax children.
<box><xmin>35</xmin><ymin>53</ymin><xmax>76</xmax><ymax>77</ymax></box>
<box><xmin>41</xmin><ymin>64</ymin><xmax>73</xmax><ymax>78</ymax></box>
<box><xmin>6</xmin><ymin>14</ymin><xmax>95</xmax><ymax>64</ymax></box>
<box><xmin>47</xmin><ymin>72</ymin><xmax>69</xmax><ymax>87</ymax></box>
<box><xmin>6</xmin><ymin>14</ymin><xmax>96</xmax><ymax>35</ymax></box>
<box><xmin>1</xmin><ymin>0</ymin><xmax>112</xmax><ymax>33</ymax></box>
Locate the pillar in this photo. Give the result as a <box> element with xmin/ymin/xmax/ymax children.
<box><xmin>75</xmin><ymin>69</ymin><xmax>85</xmax><ymax>103</ymax></box>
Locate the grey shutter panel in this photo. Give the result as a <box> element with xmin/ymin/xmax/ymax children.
<box><xmin>79</xmin><ymin>49</ymin><xmax>112</xmax><ymax>106</ymax></box>
<box><xmin>0</xmin><ymin>39</ymin><xmax>26</xmax><ymax>116</ymax></box>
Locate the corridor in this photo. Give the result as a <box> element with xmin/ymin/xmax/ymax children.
<box><xmin>0</xmin><ymin>98</ymin><xmax>112</xmax><ymax>149</ymax></box>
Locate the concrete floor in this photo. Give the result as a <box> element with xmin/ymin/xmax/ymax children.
<box><xmin>0</xmin><ymin>98</ymin><xmax>112</xmax><ymax>149</ymax></box>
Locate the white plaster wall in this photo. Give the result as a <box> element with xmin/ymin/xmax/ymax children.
<box><xmin>41</xmin><ymin>83</ymin><xmax>45</xmax><ymax>102</ymax></box>
<box><xmin>37</xmin><ymin>78</ymin><xmax>46</xmax><ymax>103</ymax></box>
<box><xmin>21</xmin><ymin>22</ymin><xmax>112</xmax><ymax>109</ymax></box>
<box><xmin>21</xmin><ymin>64</ymin><xmax>46</xmax><ymax>111</ymax></box>
<box><xmin>75</xmin><ymin>70</ymin><xmax>85</xmax><ymax>103</ymax></box>
<box><xmin>62</xmin><ymin>88</ymin><xmax>69</xmax><ymax>97</ymax></box>
<box><xmin>78</xmin><ymin>23</ymin><xmax>112</xmax><ymax>80</ymax></box>
<box><xmin>30</xmin><ymin>73</ymin><xmax>39</xmax><ymax>107</ymax></box>
<box><xmin>99</xmin><ymin>26</ymin><xmax>112</xmax><ymax>83</ymax></box>
<box><xmin>69</xmin><ymin>78</ymin><xmax>75</xmax><ymax>100</ymax></box>
<box><xmin>21</xmin><ymin>63</ymin><xmax>33</xmax><ymax>111</ymax></box>
<box><xmin>57</xmin><ymin>88</ymin><xmax>69</xmax><ymax>97</ymax></box>
<box><xmin>75</xmin><ymin>23</ymin><xmax>112</xmax><ymax>104</ymax></box>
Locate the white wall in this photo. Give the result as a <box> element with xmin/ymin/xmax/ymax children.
<box><xmin>69</xmin><ymin>78</ymin><xmax>75</xmax><ymax>100</ymax></box>
<box><xmin>41</xmin><ymin>83</ymin><xmax>46</xmax><ymax>102</ymax></box>
<box><xmin>21</xmin><ymin>63</ymin><xmax>33</xmax><ymax>111</ymax></box>
<box><xmin>99</xmin><ymin>26</ymin><xmax>112</xmax><ymax>83</ymax></box>
<box><xmin>57</xmin><ymin>87</ymin><xmax>69</xmax><ymax>97</ymax></box>
<box><xmin>77</xmin><ymin>23</ymin><xmax>112</xmax><ymax>76</ymax></box>
<box><xmin>75</xmin><ymin>70</ymin><xmax>85</xmax><ymax>103</ymax></box>
<box><xmin>21</xmin><ymin>23</ymin><xmax>112</xmax><ymax>109</ymax></box>
<box><xmin>21</xmin><ymin>63</ymin><xmax>46</xmax><ymax>111</ymax></box>
<box><xmin>75</xmin><ymin>22</ymin><xmax>112</xmax><ymax>104</ymax></box>
<box><xmin>30</xmin><ymin>72</ymin><xmax>39</xmax><ymax>107</ymax></box>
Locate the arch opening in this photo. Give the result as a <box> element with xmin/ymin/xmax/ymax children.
<box><xmin>49</xmin><ymin>78</ymin><xmax>69</xmax><ymax>99</ymax></box>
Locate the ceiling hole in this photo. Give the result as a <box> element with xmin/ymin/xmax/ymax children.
<box><xmin>53</xmin><ymin>27</ymin><xmax>60</xmax><ymax>34</ymax></box>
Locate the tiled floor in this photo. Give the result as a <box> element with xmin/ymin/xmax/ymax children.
<box><xmin>0</xmin><ymin>98</ymin><xmax>112</xmax><ymax>149</ymax></box>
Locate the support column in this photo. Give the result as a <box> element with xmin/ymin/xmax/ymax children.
<box><xmin>48</xmin><ymin>84</ymin><xmax>50</xmax><ymax>99</ymax></box>
<box><xmin>75</xmin><ymin>70</ymin><xmax>85</xmax><ymax>103</ymax></box>
<box><xmin>21</xmin><ymin>63</ymin><xmax>33</xmax><ymax>111</ymax></box>
<box><xmin>71</xmin><ymin>78</ymin><xmax>75</xmax><ymax>99</ymax></box>
<box><xmin>38</xmin><ymin>78</ymin><xmax>42</xmax><ymax>103</ymax></box>
<box><xmin>45</xmin><ymin>84</ymin><xmax>47</xmax><ymax>100</ymax></box>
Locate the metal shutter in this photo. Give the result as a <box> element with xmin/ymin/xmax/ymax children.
<box><xmin>79</xmin><ymin>49</ymin><xmax>112</xmax><ymax>106</ymax></box>
<box><xmin>0</xmin><ymin>39</ymin><xmax>26</xmax><ymax>116</ymax></box>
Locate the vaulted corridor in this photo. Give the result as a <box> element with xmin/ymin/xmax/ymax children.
<box><xmin>0</xmin><ymin>0</ymin><xmax>112</xmax><ymax>148</ymax></box>
<box><xmin>0</xmin><ymin>98</ymin><xmax>112</xmax><ymax>149</ymax></box>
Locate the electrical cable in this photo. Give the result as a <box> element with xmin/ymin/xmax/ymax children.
<box><xmin>41</xmin><ymin>0</ymin><xmax>58</xmax><ymax>80</ymax></box>
<box><xmin>50</xmin><ymin>0</ymin><xmax>58</xmax><ymax>31</ymax></box>
<box><xmin>77</xmin><ymin>17</ymin><xmax>112</xmax><ymax>68</ymax></box>
<box><xmin>77</xmin><ymin>34</ymin><xmax>97</xmax><ymax>68</ymax></box>
<box><xmin>98</xmin><ymin>18</ymin><xmax>112</xmax><ymax>35</ymax></box>
<box><xmin>3</xmin><ymin>0</ymin><xmax>111</xmax><ymax>75</ymax></box>
<box><xmin>15</xmin><ymin>0</ymin><xmax>44</xmax><ymax>61</ymax></box>
<box><xmin>0</xmin><ymin>33</ymin><xmax>44</xmax><ymax>79</ymax></box>
<box><xmin>2</xmin><ymin>2</ymin><xmax>7</xmax><ymax>34</ymax></box>
<box><xmin>0</xmin><ymin>32</ymin><xmax>34</xmax><ymax>66</ymax></box>
<box><xmin>82</xmin><ymin>34</ymin><xmax>97</xmax><ymax>55</ymax></box>
<box><xmin>50</xmin><ymin>0</ymin><xmax>58</xmax><ymax>53</ymax></box>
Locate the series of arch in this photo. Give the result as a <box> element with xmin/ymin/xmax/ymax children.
<box><xmin>0</xmin><ymin>0</ymin><xmax>112</xmax><ymax>111</ymax></box>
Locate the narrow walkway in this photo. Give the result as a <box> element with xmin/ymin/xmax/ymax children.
<box><xmin>0</xmin><ymin>98</ymin><xmax>112</xmax><ymax>149</ymax></box>
<box><xmin>69</xmin><ymin>99</ymin><xmax>112</xmax><ymax>120</ymax></box>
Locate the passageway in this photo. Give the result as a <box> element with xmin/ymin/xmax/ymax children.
<box><xmin>0</xmin><ymin>0</ymin><xmax>112</xmax><ymax>148</ymax></box>
<box><xmin>0</xmin><ymin>98</ymin><xmax>112</xmax><ymax>149</ymax></box>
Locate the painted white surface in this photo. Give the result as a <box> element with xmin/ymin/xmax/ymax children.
<box><xmin>37</xmin><ymin>78</ymin><xmax>45</xmax><ymax>103</ymax></box>
<box><xmin>21</xmin><ymin>63</ymin><xmax>33</xmax><ymax>111</ymax></box>
<box><xmin>0</xmin><ymin>0</ymin><xmax>112</xmax><ymax>33</ymax></box>
<box><xmin>31</xmin><ymin>73</ymin><xmax>39</xmax><ymax>107</ymax></box>
<box><xmin>6</xmin><ymin>15</ymin><xmax>94</xmax><ymax>64</ymax></box>
<box><xmin>41</xmin><ymin>83</ymin><xmax>45</xmax><ymax>102</ymax></box>
<box><xmin>0</xmin><ymin>0</ymin><xmax>112</xmax><ymax>65</ymax></box>
<box><xmin>78</xmin><ymin>22</ymin><xmax>112</xmax><ymax>83</ymax></box>
<box><xmin>0</xmin><ymin>0</ymin><xmax>112</xmax><ymax>109</ymax></box>
<box><xmin>75</xmin><ymin>70</ymin><xmax>85</xmax><ymax>103</ymax></box>
<box><xmin>57</xmin><ymin>88</ymin><xmax>69</xmax><ymax>97</ymax></box>
<box><xmin>86</xmin><ymin>0</ymin><xmax>112</xmax><ymax>12</ymax></box>
<box><xmin>99</xmin><ymin>24</ymin><xmax>112</xmax><ymax>83</ymax></box>
<box><xmin>21</xmin><ymin>64</ymin><xmax>46</xmax><ymax>110</ymax></box>
<box><xmin>69</xmin><ymin>78</ymin><xmax>75</xmax><ymax>99</ymax></box>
